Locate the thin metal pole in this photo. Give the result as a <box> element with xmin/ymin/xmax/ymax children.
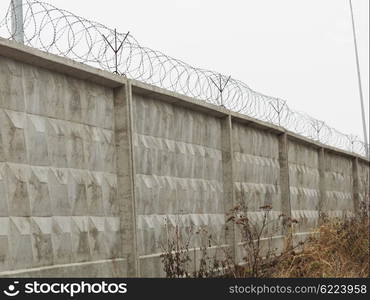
<box><xmin>11</xmin><ymin>0</ymin><xmax>24</xmax><ymax>43</ymax></box>
<box><xmin>102</xmin><ymin>29</ymin><xmax>130</xmax><ymax>75</ymax></box>
<box><xmin>219</xmin><ymin>74</ymin><xmax>223</xmax><ymax>106</ymax></box>
<box><xmin>210</xmin><ymin>74</ymin><xmax>231</xmax><ymax>107</ymax></box>
<box><xmin>349</xmin><ymin>0</ymin><xmax>369</xmax><ymax>157</ymax></box>
<box><xmin>114</xmin><ymin>29</ymin><xmax>118</xmax><ymax>74</ymax></box>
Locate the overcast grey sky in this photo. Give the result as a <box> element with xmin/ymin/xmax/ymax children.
<box><xmin>1</xmin><ymin>0</ymin><xmax>369</xmax><ymax>140</ymax></box>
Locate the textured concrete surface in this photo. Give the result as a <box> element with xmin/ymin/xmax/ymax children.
<box><xmin>280</xmin><ymin>133</ymin><xmax>292</xmax><ymax>235</ymax></box>
<box><xmin>323</xmin><ymin>152</ymin><xmax>354</xmax><ymax>216</ymax></box>
<box><xmin>0</xmin><ymin>259</ymin><xmax>127</xmax><ymax>278</ymax></box>
<box><xmin>0</xmin><ymin>55</ymin><xmax>123</xmax><ymax>276</ymax></box>
<box><xmin>358</xmin><ymin>160</ymin><xmax>370</xmax><ymax>208</ymax></box>
<box><xmin>221</xmin><ymin>116</ymin><xmax>236</xmax><ymax>261</ymax></box>
<box><xmin>113</xmin><ymin>84</ymin><xmax>139</xmax><ymax>276</ymax></box>
<box><xmin>232</xmin><ymin>123</ymin><xmax>283</xmax><ymax>261</ymax></box>
<box><xmin>132</xmin><ymin>93</ymin><xmax>226</xmax><ymax>277</ymax></box>
<box><xmin>288</xmin><ymin>140</ymin><xmax>320</xmax><ymax>236</ymax></box>
<box><xmin>0</xmin><ymin>39</ymin><xmax>369</xmax><ymax>277</ymax></box>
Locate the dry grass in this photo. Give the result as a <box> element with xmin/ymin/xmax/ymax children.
<box><xmin>272</xmin><ymin>215</ymin><xmax>369</xmax><ymax>278</ymax></box>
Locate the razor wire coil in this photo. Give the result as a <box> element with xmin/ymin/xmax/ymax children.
<box><xmin>0</xmin><ymin>0</ymin><xmax>368</xmax><ymax>157</ymax></box>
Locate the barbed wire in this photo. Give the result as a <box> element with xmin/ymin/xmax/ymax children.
<box><xmin>0</xmin><ymin>0</ymin><xmax>368</xmax><ymax>157</ymax></box>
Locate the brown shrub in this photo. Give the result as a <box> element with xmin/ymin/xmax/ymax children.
<box><xmin>160</xmin><ymin>202</ymin><xmax>369</xmax><ymax>278</ymax></box>
<box><xmin>272</xmin><ymin>214</ymin><xmax>369</xmax><ymax>278</ymax></box>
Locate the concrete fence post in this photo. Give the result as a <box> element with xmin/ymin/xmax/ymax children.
<box><xmin>11</xmin><ymin>0</ymin><xmax>24</xmax><ymax>44</ymax></box>
<box><xmin>318</xmin><ymin>147</ymin><xmax>327</xmax><ymax>222</ymax></box>
<box><xmin>278</xmin><ymin>132</ymin><xmax>292</xmax><ymax>235</ymax></box>
<box><xmin>352</xmin><ymin>157</ymin><xmax>360</xmax><ymax>215</ymax></box>
<box><xmin>221</xmin><ymin>115</ymin><xmax>236</xmax><ymax>262</ymax></box>
<box><xmin>113</xmin><ymin>82</ymin><xmax>139</xmax><ymax>277</ymax></box>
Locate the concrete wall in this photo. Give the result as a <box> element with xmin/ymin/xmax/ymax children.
<box><xmin>232</xmin><ymin>123</ymin><xmax>282</xmax><ymax>261</ymax></box>
<box><xmin>288</xmin><ymin>140</ymin><xmax>320</xmax><ymax>238</ymax></box>
<box><xmin>323</xmin><ymin>152</ymin><xmax>354</xmax><ymax>216</ymax></box>
<box><xmin>358</xmin><ymin>161</ymin><xmax>370</xmax><ymax>205</ymax></box>
<box><xmin>0</xmin><ymin>38</ymin><xmax>369</xmax><ymax>277</ymax></box>
<box><xmin>132</xmin><ymin>92</ymin><xmax>226</xmax><ymax>277</ymax></box>
<box><xmin>0</xmin><ymin>52</ymin><xmax>125</xmax><ymax>277</ymax></box>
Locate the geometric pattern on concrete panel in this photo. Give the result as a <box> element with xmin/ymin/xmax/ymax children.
<box><xmin>101</xmin><ymin>129</ymin><xmax>116</xmax><ymax>174</ymax></box>
<box><xmin>0</xmin><ymin>56</ymin><xmax>120</xmax><ymax>274</ymax></box>
<box><xmin>49</xmin><ymin>168</ymin><xmax>70</xmax><ymax>216</ymax></box>
<box><xmin>136</xmin><ymin>174</ymin><xmax>223</xmax><ymax>214</ymax></box>
<box><xmin>0</xmin><ymin>110</ymin><xmax>27</xmax><ymax>164</ymax></box>
<box><xmin>29</xmin><ymin>166</ymin><xmax>51</xmax><ymax>217</ymax></box>
<box><xmin>104</xmin><ymin>217</ymin><xmax>121</xmax><ymax>259</ymax></box>
<box><xmin>133</xmin><ymin>137</ymin><xmax>224</xmax><ymax>215</ymax></box>
<box><xmin>86</xmin><ymin>127</ymin><xmax>104</xmax><ymax>172</ymax></box>
<box><xmin>51</xmin><ymin>216</ymin><xmax>72</xmax><ymax>265</ymax></box>
<box><xmin>88</xmin><ymin>216</ymin><xmax>107</xmax><ymax>261</ymax></box>
<box><xmin>24</xmin><ymin>65</ymin><xmax>66</xmax><ymax>120</ymax></box>
<box><xmin>135</xmin><ymin>175</ymin><xmax>177</xmax><ymax>215</ymax></box>
<box><xmin>287</xmin><ymin>141</ymin><xmax>321</xmax><ymax>233</ymax></box>
<box><xmin>85</xmin><ymin>84</ymin><xmax>113</xmax><ymax>130</ymax></box>
<box><xmin>66</xmin><ymin>124</ymin><xmax>86</xmax><ymax>170</ymax></box>
<box><xmin>102</xmin><ymin>173</ymin><xmax>118</xmax><ymax>217</ymax></box>
<box><xmin>30</xmin><ymin>217</ymin><xmax>53</xmax><ymax>267</ymax></box>
<box><xmin>86</xmin><ymin>172</ymin><xmax>104</xmax><ymax>216</ymax></box>
<box><xmin>0</xmin><ymin>118</ymin><xmax>4</xmax><ymax>161</ymax></box>
<box><xmin>324</xmin><ymin>152</ymin><xmax>354</xmax><ymax>213</ymax></box>
<box><xmin>137</xmin><ymin>218</ymin><xmax>156</xmax><ymax>256</ymax></box>
<box><xmin>132</xmin><ymin>96</ymin><xmax>228</xmax><ymax>262</ymax></box>
<box><xmin>23</xmin><ymin>63</ymin><xmax>47</xmax><ymax>117</ymax></box>
<box><xmin>233</xmin><ymin>153</ymin><xmax>281</xmax><ymax>210</ymax></box>
<box><xmin>93</xmin><ymin>86</ymin><xmax>113</xmax><ymax>130</ymax></box>
<box><xmin>6</xmin><ymin>164</ymin><xmax>31</xmax><ymax>217</ymax></box>
<box><xmin>85</xmin><ymin>84</ymin><xmax>101</xmax><ymax>127</ymax></box>
<box><xmin>0</xmin><ymin>163</ymin><xmax>9</xmax><ymax>216</ymax></box>
<box><xmin>68</xmin><ymin>170</ymin><xmax>88</xmax><ymax>216</ymax></box>
<box><xmin>26</xmin><ymin>115</ymin><xmax>49</xmax><ymax>166</ymax></box>
<box><xmin>88</xmin><ymin>84</ymin><xmax>113</xmax><ymax>130</ymax></box>
<box><xmin>46</xmin><ymin>119</ymin><xmax>68</xmax><ymax>168</ymax></box>
<box><xmin>64</xmin><ymin>77</ymin><xmax>85</xmax><ymax>125</ymax></box>
<box><xmin>9</xmin><ymin>217</ymin><xmax>33</xmax><ymax>270</ymax></box>
<box><xmin>0</xmin><ymin>217</ymin><xmax>9</xmax><ymax>272</ymax></box>
<box><xmin>0</xmin><ymin>57</ymin><xmax>25</xmax><ymax>112</ymax></box>
<box><xmin>102</xmin><ymin>90</ymin><xmax>114</xmax><ymax>130</ymax></box>
<box><xmin>71</xmin><ymin>216</ymin><xmax>91</xmax><ymax>263</ymax></box>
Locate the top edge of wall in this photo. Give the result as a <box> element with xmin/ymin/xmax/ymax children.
<box><xmin>0</xmin><ymin>37</ymin><xmax>126</xmax><ymax>88</ymax></box>
<box><xmin>130</xmin><ymin>80</ymin><xmax>369</xmax><ymax>163</ymax></box>
<box><xmin>0</xmin><ymin>37</ymin><xmax>368</xmax><ymax>164</ymax></box>
<box><xmin>131</xmin><ymin>79</ymin><xmax>285</xmax><ymax>132</ymax></box>
<box><xmin>287</xmin><ymin>131</ymin><xmax>369</xmax><ymax>163</ymax></box>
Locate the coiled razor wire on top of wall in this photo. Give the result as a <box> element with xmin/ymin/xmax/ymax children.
<box><xmin>0</xmin><ymin>0</ymin><xmax>368</xmax><ymax>157</ymax></box>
